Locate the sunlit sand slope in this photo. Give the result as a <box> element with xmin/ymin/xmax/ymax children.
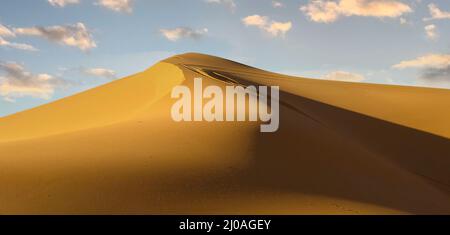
<box><xmin>0</xmin><ymin>53</ymin><xmax>449</xmax><ymax>214</ymax></box>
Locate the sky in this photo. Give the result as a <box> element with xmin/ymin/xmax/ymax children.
<box><xmin>0</xmin><ymin>0</ymin><xmax>449</xmax><ymax>117</ymax></box>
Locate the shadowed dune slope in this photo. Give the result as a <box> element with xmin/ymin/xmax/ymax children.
<box><xmin>0</xmin><ymin>53</ymin><xmax>450</xmax><ymax>214</ymax></box>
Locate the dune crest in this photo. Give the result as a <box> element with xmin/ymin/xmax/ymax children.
<box><xmin>0</xmin><ymin>53</ymin><xmax>450</xmax><ymax>214</ymax></box>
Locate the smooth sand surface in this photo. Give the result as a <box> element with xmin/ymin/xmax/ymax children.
<box><xmin>0</xmin><ymin>53</ymin><xmax>449</xmax><ymax>214</ymax></box>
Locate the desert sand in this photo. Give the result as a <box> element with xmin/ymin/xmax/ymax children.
<box><xmin>0</xmin><ymin>53</ymin><xmax>449</xmax><ymax>214</ymax></box>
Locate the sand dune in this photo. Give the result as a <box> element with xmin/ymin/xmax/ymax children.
<box><xmin>0</xmin><ymin>53</ymin><xmax>450</xmax><ymax>214</ymax></box>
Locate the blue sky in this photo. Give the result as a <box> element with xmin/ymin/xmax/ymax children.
<box><xmin>0</xmin><ymin>0</ymin><xmax>449</xmax><ymax>116</ymax></box>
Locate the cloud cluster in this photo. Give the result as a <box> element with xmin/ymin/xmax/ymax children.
<box><xmin>0</xmin><ymin>23</ymin><xmax>15</xmax><ymax>37</ymax></box>
<box><xmin>424</xmin><ymin>24</ymin><xmax>438</xmax><ymax>40</ymax></box>
<box><xmin>0</xmin><ymin>23</ymin><xmax>37</xmax><ymax>51</ymax></box>
<box><xmin>300</xmin><ymin>0</ymin><xmax>412</xmax><ymax>23</ymax></box>
<box><xmin>418</xmin><ymin>65</ymin><xmax>450</xmax><ymax>88</ymax></box>
<box><xmin>48</xmin><ymin>0</ymin><xmax>134</xmax><ymax>13</ymax></box>
<box><xmin>48</xmin><ymin>0</ymin><xmax>80</xmax><ymax>8</ymax></box>
<box><xmin>394</xmin><ymin>54</ymin><xmax>450</xmax><ymax>88</ymax></box>
<box><xmin>424</xmin><ymin>3</ymin><xmax>450</xmax><ymax>21</ymax></box>
<box><xmin>242</xmin><ymin>15</ymin><xmax>292</xmax><ymax>37</ymax></box>
<box><xmin>83</xmin><ymin>68</ymin><xmax>117</xmax><ymax>79</ymax></box>
<box><xmin>95</xmin><ymin>0</ymin><xmax>134</xmax><ymax>13</ymax></box>
<box><xmin>205</xmin><ymin>0</ymin><xmax>236</xmax><ymax>12</ymax></box>
<box><xmin>0</xmin><ymin>62</ymin><xmax>66</xmax><ymax>101</ymax></box>
<box><xmin>322</xmin><ymin>71</ymin><xmax>365</xmax><ymax>82</ymax></box>
<box><xmin>420</xmin><ymin>66</ymin><xmax>450</xmax><ymax>85</ymax></box>
<box><xmin>14</xmin><ymin>23</ymin><xmax>96</xmax><ymax>51</ymax></box>
<box><xmin>160</xmin><ymin>27</ymin><xmax>208</xmax><ymax>42</ymax></box>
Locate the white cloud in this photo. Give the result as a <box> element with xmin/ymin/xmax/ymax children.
<box><xmin>399</xmin><ymin>17</ymin><xmax>407</xmax><ymax>24</ymax></box>
<box><xmin>160</xmin><ymin>27</ymin><xmax>208</xmax><ymax>42</ymax></box>
<box><xmin>425</xmin><ymin>24</ymin><xmax>438</xmax><ymax>40</ymax></box>
<box><xmin>242</xmin><ymin>15</ymin><xmax>292</xmax><ymax>37</ymax></box>
<box><xmin>300</xmin><ymin>0</ymin><xmax>412</xmax><ymax>23</ymax></box>
<box><xmin>95</xmin><ymin>0</ymin><xmax>134</xmax><ymax>13</ymax></box>
<box><xmin>84</xmin><ymin>68</ymin><xmax>117</xmax><ymax>79</ymax></box>
<box><xmin>205</xmin><ymin>0</ymin><xmax>236</xmax><ymax>12</ymax></box>
<box><xmin>0</xmin><ymin>37</ymin><xmax>37</xmax><ymax>51</ymax></box>
<box><xmin>0</xmin><ymin>62</ymin><xmax>65</xmax><ymax>101</ymax></box>
<box><xmin>242</xmin><ymin>15</ymin><xmax>269</xmax><ymax>27</ymax></box>
<box><xmin>47</xmin><ymin>0</ymin><xmax>80</xmax><ymax>7</ymax></box>
<box><xmin>266</xmin><ymin>22</ymin><xmax>292</xmax><ymax>37</ymax></box>
<box><xmin>322</xmin><ymin>71</ymin><xmax>365</xmax><ymax>82</ymax></box>
<box><xmin>272</xmin><ymin>1</ymin><xmax>284</xmax><ymax>8</ymax></box>
<box><xmin>14</xmin><ymin>23</ymin><xmax>96</xmax><ymax>51</ymax></box>
<box><xmin>423</xmin><ymin>3</ymin><xmax>450</xmax><ymax>21</ymax></box>
<box><xmin>0</xmin><ymin>23</ymin><xmax>15</xmax><ymax>37</ymax></box>
<box><xmin>300</xmin><ymin>0</ymin><xmax>341</xmax><ymax>23</ymax></box>
<box><xmin>393</xmin><ymin>54</ymin><xmax>450</xmax><ymax>69</ymax></box>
